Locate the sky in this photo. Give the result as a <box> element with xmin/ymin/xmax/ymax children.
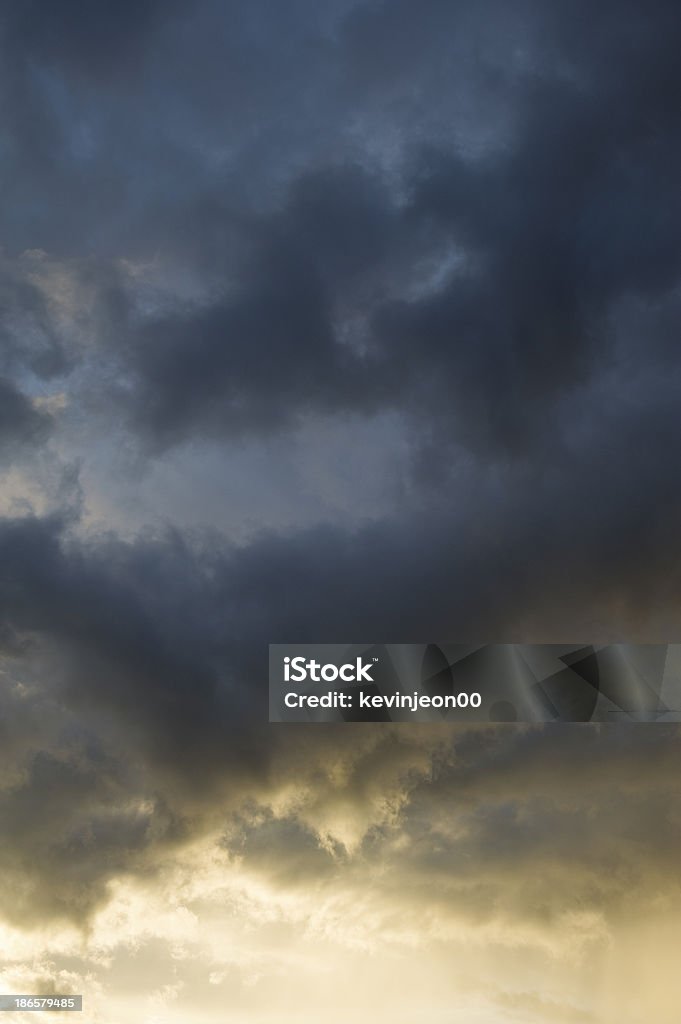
<box><xmin>1</xmin><ymin>0</ymin><xmax>681</xmax><ymax>1021</ymax></box>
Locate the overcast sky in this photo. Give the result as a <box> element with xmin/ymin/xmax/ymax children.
<box><xmin>1</xmin><ymin>1</ymin><xmax>681</xmax><ymax>1021</ymax></box>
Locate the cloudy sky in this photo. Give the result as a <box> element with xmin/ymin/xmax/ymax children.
<box><xmin>1</xmin><ymin>1</ymin><xmax>681</xmax><ymax>1021</ymax></box>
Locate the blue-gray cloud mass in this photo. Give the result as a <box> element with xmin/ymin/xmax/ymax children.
<box><xmin>0</xmin><ymin>0</ymin><xmax>680</xmax><ymax>945</ymax></box>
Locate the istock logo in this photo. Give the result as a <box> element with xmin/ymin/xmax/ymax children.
<box><xmin>284</xmin><ymin>656</ymin><xmax>376</xmax><ymax>683</ymax></box>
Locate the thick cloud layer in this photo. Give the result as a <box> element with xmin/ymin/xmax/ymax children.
<box><xmin>1</xmin><ymin>2</ymin><xmax>680</xmax><ymax>1020</ymax></box>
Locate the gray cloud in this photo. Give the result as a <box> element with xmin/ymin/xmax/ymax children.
<box><xmin>0</xmin><ymin>0</ymin><xmax>680</xmax><ymax>957</ymax></box>
<box><xmin>0</xmin><ymin>493</ymin><xmax>679</xmax><ymax>926</ymax></box>
<box><xmin>57</xmin><ymin>0</ymin><xmax>676</xmax><ymax>470</ymax></box>
<box><xmin>0</xmin><ymin>378</ymin><xmax>52</xmax><ymax>456</ymax></box>
<box><xmin>4</xmin><ymin>0</ymin><xmax>176</xmax><ymax>80</ymax></box>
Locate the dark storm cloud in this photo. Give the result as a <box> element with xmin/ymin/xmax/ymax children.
<box><xmin>0</xmin><ymin>514</ymin><xmax>240</xmax><ymax>773</ymax></box>
<box><xmin>0</xmin><ymin>740</ymin><xmax>180</xmax><ymax>925</ymax></box>
<box><xmin>77</xmin><ymin>0</ymin><xmax>680</xmax><ymax>462</ymax></box>
<box><xmin>3</xmin><ymin>0</ymin><xmax>680</xmax><ymax>459</ymax></box>
<box><xmin>2</xmin><ymin>393</ymin><xmax>678</xmax><ymax>927</ymax></box>
<box><xmin>0</xmin><ymin>0</ymin><xmax>348</xmax><ymax>255</ymax></box>
<box><xmin>209</xmin><ymin>723</ymin><xmax>681</xmax><ymax>944</ymax></box>
<box><xmin>1</xmin><ymin>501</ymin><xmax>680</xmax><ymax>927</ymax></box>
<box><xmin>0</xmin><ymin>457</ymin><xmax>676</xmax><ymax>816</ymax></box>
<box><xmin>1</xmin><ymin>0</ymin><xmax>681</xmax><ymax>934</ymax></box>
<box><xmin>0</xmin><ymin>261</ymin><xmax>72</xmax><ymax>380</ymax></box>
<box><xmin>221</xmin><ymin>804</ymin><xmax>342</xmax><ymax>885</ymax></box>
<box><xmin>4</xmin><ymin>0</ymin><xmax>176</xmax><ymax>79</ymax></box>
<box><xmin>122</xmin><ymin>164</ymin><xmax>402</xmax><ymax>446</ymax></box>
<box><xmin>0</xmin><ymin>378</ymin><xmax>51</xmax><ymax>453</ymax></box>
<box><xmin>0</xmin><ymin>511</ymin><xmax>238</xmax><ymax>924</ymax></box>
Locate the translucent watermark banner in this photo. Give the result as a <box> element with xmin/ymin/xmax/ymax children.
<box><xmin>269</xmin><ymin>644</ymin><xmax>681</xmax><ymax>723</ymax></box>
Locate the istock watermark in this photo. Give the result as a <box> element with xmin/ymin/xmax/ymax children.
<box><xmin>283</xmin><ymin>655</ymin><xmax>377</xmax><ymax>683</ymax></box>
<box><xmin>269</xmin><ymin>644</ymin><xmax>681</xmax><ymax>724</ymax></box>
